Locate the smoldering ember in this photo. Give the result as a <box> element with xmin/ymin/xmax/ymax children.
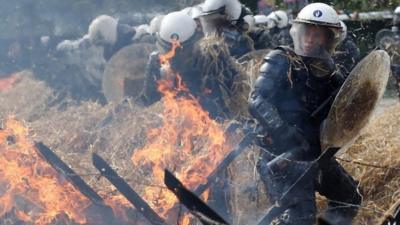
<box><xmin>0</xmin><ymin>1</ymin><xmax>399</xmax><ymax>225</ymax></box>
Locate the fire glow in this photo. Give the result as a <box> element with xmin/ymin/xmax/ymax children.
<box><xmin>0</xmin><ymin>74</ymin><xmax>21</xmax><ymax>93</ymax></box>
<box><xmin>131</xmin><ymin>39</ymin><xmax>232</xmax><ymax>219</ymax></box>
<box><xmin>0</xmin><ymin>118</ymin><xmax>90</xmax><ymax>225</ymax></box>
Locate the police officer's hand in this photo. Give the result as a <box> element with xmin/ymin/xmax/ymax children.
<box><xmin>272</xmin><ymin>125</ymin><xmax>310</xmax><ymax>159</ymax></box>
<box><xmin>309</xmin><ymin>57</ymin><xmax>336</xmax><ymax>78</ymax></box>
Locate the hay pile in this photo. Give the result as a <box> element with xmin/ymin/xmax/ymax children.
<box><xmin>338</xmin><ymin>99</ymin><xmax>400</xmax><ymax>225</ymax></box>
<box><xmin>0</xmin><ymin>71</ymin><xmax>164</xmax><ymax>199</ymax></box>
<box><xmin>1</xmin><ymin>72</ymin><xmax>400</xmax><ymax>225</ymax></box>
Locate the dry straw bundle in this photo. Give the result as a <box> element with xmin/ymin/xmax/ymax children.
<box><xmin>337</xmin><ymin>99</ymin><xmax>400</xmax><ymax>224</ymax></box>
<box><xmin>1</xmin><ymin>71</ymin><xmax>399</xmax><ymax>225</ymax></box>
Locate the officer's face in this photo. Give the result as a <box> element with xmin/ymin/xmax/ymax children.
<box><xmin>301</xmin><ymin>25</ymin><xmax>328</xmax><ymax>55</ymax></box>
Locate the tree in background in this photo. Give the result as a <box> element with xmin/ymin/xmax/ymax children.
<box><xmin>241</xmin><ymin>0</ymin><xmax>399</xmax><ymax>12</ymax></box>
<box><xmin>311</xmin><ymin>0</ymin><xmax>398</xmax><ymax>11</ymax></box>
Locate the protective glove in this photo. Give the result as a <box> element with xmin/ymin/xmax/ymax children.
<box><xmin>271</xmin><ymin>124</ymin><xmax>310</xmax><ymax>159</ymax></box>
<box><xmin>309</xmin><ymin>56</ymin><xmax>336</xmax><ymax>78</ymax></box>
<box><xmin>266</xmin><ymin>151</ymin><xmax>295</xmax><ymax>174</ymax></box>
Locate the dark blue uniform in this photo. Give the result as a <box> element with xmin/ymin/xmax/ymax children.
<box><xmin>249</xmin><ymin>26</ymin><xmax>293</xmax><ymax>50</ymax></box>
<box><xmin>249</xmin><ymin>47</ymin><xmax>362</xmax><ymax>225</ymax></box>
<box><xmin>376</xmin><ymin>27</ymin><xmax>400</xmax><ymax>97</ymax></box>
<box><xmin>334</xmin><ymin>36</ymin><xmax>360</xmax><ymax>75</ymax></box>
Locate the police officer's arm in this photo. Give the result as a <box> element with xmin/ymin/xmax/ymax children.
<box><xmin>248</xmin><ymin>49</ymin><xmax>288</xmax><ymax>133</ymax></box>
<box><xmin>249</xmin><ymin>50</ymin><xmax>311</xmax><ymax>160</ymax></box>
<box><xmin>139</xmin><ymin>51</ymin><xmax>162</xmax><ymax>105</ymax></box>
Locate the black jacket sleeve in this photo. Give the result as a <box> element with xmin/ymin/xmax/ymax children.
<box><xmin>248</xmin><ymin>49</ymin><xmax>290</xmax><ymax>133</ymax></box>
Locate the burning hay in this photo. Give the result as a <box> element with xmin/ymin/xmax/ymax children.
<box><xmin>0</xmin><ymin>69</ymin><xmax>243</xmax><ymax>224</ymax></box>
<box><xmin>0</xmin><ymin>118</ymin><xmax>91</xmax><ymax>225</ymax></box>
<box><xmin>196</xmin><ymin>35</ymin><xmax>251</xmax><ymax>118</ymax></box>
<box><xmin>1</xmin><ymin>69</ymin><xmax>400</xmax><ymax>225</ymax></box>
<box><xmin>131</xmin><ymin>76</ymin><xmax>232</xmax><ymax>218</ymax></box>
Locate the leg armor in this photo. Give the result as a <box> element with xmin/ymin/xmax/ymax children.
<box><xmin>317</xmin><ymin>159</ymin><xmax>362</xmax><ymax>225</ymax></box>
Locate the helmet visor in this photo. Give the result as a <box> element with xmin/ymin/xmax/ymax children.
<box><xmin>290</xmin><ymin>23</ymin><xmax>340</xmax><ymax>59</ymax></box>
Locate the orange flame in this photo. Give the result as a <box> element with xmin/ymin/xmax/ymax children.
<box><xmin>0</xmin><ymin>118</ymin><xmax>145</xmax><ymax>224</ymax></box>
<box><xmin>131</xmin><ymin>38</ymin><xmax>231</xmax><ymax>219</ymax></box>
<box><xmin>0</xmin><ymin>74</ymin><xmax>21</xmax><ymax>92</ymax></box>
<box><xmin>159</xmin><ymin>38</ymin><xmax>182</xmax><ymax>65</ymax></box>
<box><xmin>0</xmin><ymin>118</ymin><xmax>90</xmax><ymax>224</ymax></box>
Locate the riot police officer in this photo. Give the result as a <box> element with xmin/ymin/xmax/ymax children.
<box><xmin>250</xmin><ymin>10</ymin><xmax>293</xmax><ymax>50</ymax></box>
<box><xmin>376</xmin><ymin>6</ymin><xmax>400</xmax><ymax>97</ymax></box>
<box><xmin>57</xmin><ymin>15</ymin><xmax>136</xmax><ymax>61</ymax></box>
<box><xmin>249</xmin><ymin>3</ymin><xmax>362</xmax><ymax>225</ymax></box>
<box><xmin>266</xmin><ymin>10</ymin><xmax>292</xmax><ymax>47</ymax></box>
<box><xmin>140</xmin><ymin>11</ymin><xmax>239</xmax><ymax>119</ymax></box>
<box><xmin>196</xmin><ymin>0</ymin><xmax>255</xmax><ymax>58</ymax></box>
<box><xmin>334</xmin><ymin>21</ymin><xmax>360</xmax><ymax>75</ymax></box>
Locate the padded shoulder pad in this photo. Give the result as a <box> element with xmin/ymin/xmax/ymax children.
<box><xmin>259</xmin><ymin>49</ymin><xmax>290</xmax><ymax>75</ymax></box>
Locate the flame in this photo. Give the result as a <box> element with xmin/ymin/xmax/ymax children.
<box><xmin>182</xmin><ymin>214</ymin><xmax>191</xmax><ymax>225</ymax></box>
<box><xmin>159</xmin><ymin>38</ymin><xmax>182</xmax><ymax>65</ymax></box>
<box><xmin>0</xmin><ymin>74</ymin><xmax>21</xmax><ymax>92</ymax></box>
<box><xmin>131</xmin><ymin>39</ymin><xmax>231</xmax><ymax>218</ymax></box>
<box><xmin>0</xmin><ymin>118</ymin><xmax>145</xmax><ymax>224</ymax></box>
<box><xmin>103</xmin><ymin>194</ymin><xmax>132</xmax><ymax>222</ymax></box>
<box><xmin>0</xmin><ymin>118</ymin><xmax>91</xmax><ymax>224</ymax></box>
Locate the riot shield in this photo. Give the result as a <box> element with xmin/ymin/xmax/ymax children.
<box><xmin>102</xmin><ymin>43</ymin><xmax>155</xmax><ymax>103</ymax></box>
<box><xmin>375</xmin><ymin>29</ymin><xmax>395</xmax><ymax>49</ymax></box>
<box><xmin>320</xmin><ymin>50</ymin><xmax>391</xmax><ymax>153</ymax></box>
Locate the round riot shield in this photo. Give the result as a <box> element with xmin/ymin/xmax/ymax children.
<box><xmin>375</xmin><ymin>29</ymin><xmax>395</xmax><ymax>49</ymax></box>
<box><xmin>102</xmin><ymin>43</ymin><xmax>155</xmax><ymax>103</ymax></box>
<box><xmin>320</xmin><ymin>50</ymin><xmax>391</xmax><ymax>152</ymax></box>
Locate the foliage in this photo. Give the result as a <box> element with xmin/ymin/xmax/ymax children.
<box><xmin>320</xmin><ymin>0</ymin><xmax>399</xmax><ymax>11</ymax></box>
<box><xmin>241</xmin><ymin>0</ymin><xmax>400</xmax><ymax>12</ymax></box>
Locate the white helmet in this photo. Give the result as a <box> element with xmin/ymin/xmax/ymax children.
<box><xmin>339</xmin><ymin>20</ymin><xmax>347</xmax><ymax>42</ymax></box>
<box><xmin>394</xmin><ymin>6</ymin><xmax>400</xmax><ymax>26</ymax></box>
<box><xmin>133</xmin><ymin>24</ymin><xmax>150</xmax><ymax>40</ymax></box>
<box><xmin>158</xmin><ymin>11</ymin><xmax>197</xmax><ymax>45</ymax></box>
<box><xmin>254</xmin><ymin>15</ymin><xmax>273</xmax><ymax>29</ymax></box>
<box><xmin>199</xmin><ymin>0</ymin><xmax>242</xmax><ymax>23</ymax></box>
<box><xmin>295</xmin><ymin>3</ymin><xmax>341</xmax><ymax>28</ymax></box>
<box><xmin>88</xmin><ymin>15</ymin><xmax>118</xmax><ymax>45</ymax></box>
<box><xmin>267</xmin><ymin>10</ymin><xmax>289</xmax><ymax>29</ymax></box>
<box><xmin>180</xmin><ymin>7</ymin><xmax>193</xmax><ymax>16</ymax></box>
<box><xmin>290</xmin><ymin>3</ymin><xmax>342</xmax><ymax>58</ymax></box>
<box><xmin>180</xmin><ymin>4</ymin><xmax>203</xmax><ymax>19</ymax></box>
<box><xmin>243</xmin><ymin>15</ymin><xmax>256</xmax><ymax>31</ymax></box>
<box><xmin>395</xmin><ymin>6</ymin><xmax>400</xmax><ymax>14</ymax></box>
<box><xmin>149</xmin><ymin>15</ymin><xmax>165</xmax><ymax>35</ymax></box>
<box><xmin>254</xmin><ymin>15</ymin><xmax>269</xmax><ymax>25</ymax></box>
<box><xmin>191</xmin><ymin>4</ymin><xmax>203</xmax><ymax>19</ymax></box>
